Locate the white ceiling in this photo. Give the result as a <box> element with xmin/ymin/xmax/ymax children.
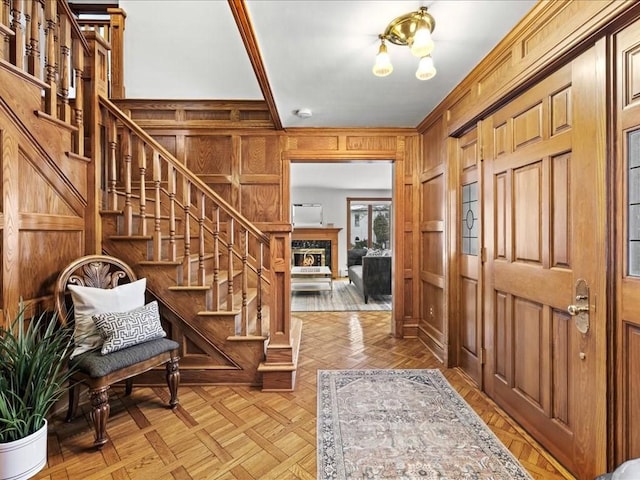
<box><xmin>117</xmin><ymin>0</ymin><xmax>537</xmax><ymax>186</ymax></box>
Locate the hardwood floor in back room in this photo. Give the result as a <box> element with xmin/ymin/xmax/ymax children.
<box><xmin>34</xmin><ymin>311</ymin><xmax>574</xmax><ymax>480</ymax></box>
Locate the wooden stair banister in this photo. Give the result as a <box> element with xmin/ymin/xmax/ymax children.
<box><xmin>97</xmin><ymin>95</ymin><xmax>296</xmax><ymax>389</ymax></box>
<box><xmin>99</xmin><ymin>95</ymin><xmax>269</xmax><ymax>246</ymax></box>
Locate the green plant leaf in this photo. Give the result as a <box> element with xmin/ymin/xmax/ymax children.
<box><xmin>0</xmin><ymin>302</ymin><xmax>76</xmax><ymax>443</ymax></box>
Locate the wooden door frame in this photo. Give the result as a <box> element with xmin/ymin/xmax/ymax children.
<box><xmin>283</xmin><ymin>153</ymin><xmax>403</xmax><ymax>336</ymax></box>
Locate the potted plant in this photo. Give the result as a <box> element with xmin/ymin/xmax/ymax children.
<box><xmin>0</xmin><ymin>303</ymin><xmax>75</xmax><ymax>480</ymax></box>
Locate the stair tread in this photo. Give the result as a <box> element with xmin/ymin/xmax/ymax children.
<box><xmin>139</xmin><ymin>253</ymin><xmax>217</xmax><ymax>266</ymax></box>
<box><xmin>169</xmin><ymin>285</ymin><xmax>211</xmax><ymax>291</ymax></box>
<box><xmin>110</xmin><ymin>235</ymin><xmax>153</xmax><ymax>240</ymax></box>
<box><xmin>228</xmin><ymin>335</ymin><xmax>269</xmax><ymax>341</ymax></box>
<box><xmin>198</xmin><ymin>310</ymin><xmax>241</xmax><ymax>316</ymax></box>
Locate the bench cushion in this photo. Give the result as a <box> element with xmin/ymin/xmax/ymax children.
<box><xmin>70</xmin><ymin>338</ymin><xmax>179</xmax><ymax>377</ymax></box>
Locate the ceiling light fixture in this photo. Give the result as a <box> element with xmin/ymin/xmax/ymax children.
<box><xmin>373</xmin><ymin>6</ymin><xmax>437</xmax><ymax>81</ymax></box>
<box><xmin>295</xmin><ymin>108</ymin><xmax>313</xmax><ymax>118</ymax></box>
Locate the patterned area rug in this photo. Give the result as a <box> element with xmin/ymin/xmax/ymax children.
<box><xmin>292</xmin><ymin>279</ymin><xmax>391</xmax><ymax>312</ymax></box>
<box><xmin>317</xmin><ymin>369</ymin><xmax>533</xmax><ymax>480</ymax></box>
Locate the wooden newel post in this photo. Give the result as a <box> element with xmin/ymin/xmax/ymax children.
<box><xmin>83</xmin><ymin>31</ymin><xmax>109</xmax><ymax>97</ymax></box>
<box><xmin>257</xmin><ymin>223</ymin><xmax>297</xmax><ymax>391</ymax></box>
<box><xmin>107</xmin><ymin>7</ymin><xmax>126</xmax><ymax>99</ymax></box>
<box><xmin>83</xmin><ymin>31</ymin><xmax>110</xmax><ymax>253</ymax></box>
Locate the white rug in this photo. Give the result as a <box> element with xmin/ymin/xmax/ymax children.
<box><xmin>291</xmin><ymin>279</ymin><xmax>391</xmax><ymax>312</ymax></box>
<box><xmin>317</xmin><ymin>369</ymin><xmax>533</xmax><ymax>480</ymax></box>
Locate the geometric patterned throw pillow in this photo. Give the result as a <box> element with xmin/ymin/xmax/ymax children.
<box><xmin>92</xmin><ymin>301</ymin><xmax>166</xmax><ymax>355</ymax></box>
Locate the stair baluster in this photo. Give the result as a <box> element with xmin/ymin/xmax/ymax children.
<box><xmin>197</xmin><ymin>192</ymin><xmax>206</xmax><ymax>286</ymax></box>
<box><xmin>137</xmin><ymin>139</ymin><xmax>148</xmax><ymax>236</ymax></box>
<box><xmin>26</xmin><ymin>0</ymin><xmax>41</xmax><ymax>79</ymax></box>
<box><xmin>44</xmin><ymin>0</ymin><xmax>56</xmax><ymax>115</ymax></box>
<box><xmin>181</xmin><ymin>177</ymin><xmax>192</xmax><ymax>285</ymax></box>
<box><xmin>107</xmin><ymin>115</ymin><xmax>118</xmax><ymax>210</ymax></box>
<box><xmin>122</xmin><ymin>130</ymin><xmax>133</xmax><ymax>236</ymax></box>
<box><xmin>227</xmin><ymin>218</ymin><xmax>234</xmax><ymax>311</ymax></box>
<box><xmin>58</xmin><ymin>13</ymin><xmax>71</xmax><ymax>122</ymax></box>
<box><xmin>256</xmin><ymin>243</ymin><xmax>263</xmax><ymax>336</ymax></box>
<box><xmin>212</xmin><ymin>207</ymin><xmax>221</xmax><ymax>310</ymax></box>
<box><xmin>10</xmin><ymin>0</ymin><xmax>24</xmax><ymax>70</ymax></box>
<box><xmin>168</xmin><ymin>165</ymin><xmax>177</xmax><ymax>262</ymax></box>
<box><xmin>241</xmin><ymin>229</ymin><xmax>249</xmax><ymax>334</ymax></box>
<box><xmin>72</xmin><ymin>36</ymin><xmax>84</xmax><ymax>156</ymax></box>
<box><xmin>152</xmin><ymin>151</ymin><xmax>162</xmax><ymax>262</ymax></box>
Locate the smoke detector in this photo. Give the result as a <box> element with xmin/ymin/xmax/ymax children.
<box><xmin>295</xmin><ymin>108</ymin><xmax>312</xmax><ymax>118</ymax></box>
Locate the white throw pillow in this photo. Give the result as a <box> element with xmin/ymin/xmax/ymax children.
<box><xmin>68</xmin><ymin>278</ymin><xmax>146</xmax><ymax>358</ymax></box>
<box><xmin>92</xmin><ymin>301</ymin><xmax>166</xmax><ymax>354</ymax></box>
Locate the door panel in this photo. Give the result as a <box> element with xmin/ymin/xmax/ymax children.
<box><xmin>454</xmin><ymin>127</ymin><xmax>483</xmax><ymax>385</ymax></box>
<box><xmin>483</xmin><ymin>45</ymin><xmax>606</xmax><ymax>479</ymax></box>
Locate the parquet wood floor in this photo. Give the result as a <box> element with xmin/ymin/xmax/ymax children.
<box><xmin>33</xmin><ymin>311</ymin><xmax>575</xmax><ymax>480</ymax></box>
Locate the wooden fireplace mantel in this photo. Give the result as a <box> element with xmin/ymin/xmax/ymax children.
<box><xmin>292</xmin><ymin>227</ymin><xmax>342</xmax><ymax>278</ymax></box>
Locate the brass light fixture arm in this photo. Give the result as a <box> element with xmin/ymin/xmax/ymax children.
<box><xmin>383</xmin><ymin>6</ymin><xmax>435</xmax><ymax>47</ymax></box>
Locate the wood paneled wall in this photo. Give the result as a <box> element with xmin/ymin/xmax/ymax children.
<box><xmin>418</xmin><ymin>2</ymin><xmax>638</xmax><ymax>364</ymax></box>
<box><xmin>418</xmin><ymin>117</ymin><xmax>448</xmax><ymax>361</ymax></box>
<box><xmin>415</xmin><ymin>0</ymin><xmax>640</xmax><ymax>472</ymax></box>
<box><xmin>0</xmin><ymin>65</ymin><xmax>89</xmax><ymax>326</ymax></box>
<box><xmin>113</xmin><ymin>102</ymin><xmax>421</xmax><ymax>336</ymax></box>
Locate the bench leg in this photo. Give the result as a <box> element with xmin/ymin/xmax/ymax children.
<box><xmin>90</xmin><ymin>387</ymin><xmax>110</xmax><ymax>448</ymax></box>
<box><xmin>166</xmin><ymin>357</ymin><xmax>180</xmax><ymax>409</ymax></box>
<box><xmin>125</xmin><ymin>378</ymin><xmax>133</xmax><ymax>395</ymax></box>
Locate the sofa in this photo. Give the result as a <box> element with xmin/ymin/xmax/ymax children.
<box><xmin>347</xmin><ymin>248</ymin><xmax>392</xmax><ymax>303</ymax></box>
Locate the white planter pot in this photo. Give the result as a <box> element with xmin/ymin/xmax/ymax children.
<box><xmin>0</xmin><ymin>419</ymin><xmax>47</xmax><ymax>480</ymax></box>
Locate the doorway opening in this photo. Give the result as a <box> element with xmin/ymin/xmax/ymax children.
<box><xmin>289</xmin><ymin>161</ymin><xmax>395</xmax><ymax>319</ymax></box>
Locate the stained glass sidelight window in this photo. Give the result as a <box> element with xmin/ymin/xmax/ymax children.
<box><xmin>462</xmin><ymin>182</ymin><xmax>479</xmax><ymax>256</ymax></box>
<box><xmin>629</xmin><ymin>130</ymin><xmax>640</xmax><ymax>276</ymax></box>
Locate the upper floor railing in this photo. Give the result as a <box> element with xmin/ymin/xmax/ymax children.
<box><xmin>1</xmin><ymin>0</ymin><xmax>91</xmax><ymax>155</ymax></box>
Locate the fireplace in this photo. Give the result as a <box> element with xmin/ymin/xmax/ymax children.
<box><xmin>291</xmin><ymin>240</ymin><xmax>331</xmax><ymax>268</ymax></box>
<box><xmin>292</xmin><ymin>248</ymin><xmax>326</xmax><ymax>267</ymax></box>
<box><xmin>291</xmin><ymin>228</ymin><xmax>341</xmax><ymax>278</ymax></box>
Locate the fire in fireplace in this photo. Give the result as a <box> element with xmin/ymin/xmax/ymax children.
<box><xmin>292</xmin><ymin>248</ymin><xmax>326</xmax><ymax>267</ymax></box>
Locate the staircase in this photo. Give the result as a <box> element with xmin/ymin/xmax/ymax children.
<box><xmin>97</xmin><ymin>96</ymin><xmax>292</xmax><ymax>388</ymax></box>
<box><xmin>0</xmin><ymin>1</ymin><xmax>297</xmax><ymax>390</ymax></box>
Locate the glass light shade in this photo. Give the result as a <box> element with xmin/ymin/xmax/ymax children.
<box><xmin>372</xmin><ymin>42</ymin><xmax>393</xmax><ymax>77</ymax></box>
<box><xmin>416</xmin><ymin>55</ymin><xmax>436</xmax><ymax>80</ymax></box>
<box><xmin>410</xmin><ymin>26</ymin><xmax>434</xmax><ymax>58</ymax></box>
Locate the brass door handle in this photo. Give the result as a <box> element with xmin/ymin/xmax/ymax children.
<box><xmin>567</xmin><ymin>304</ymin><xmax>589</xmax><ymax>316</ymax></box>
<box><xmin>569</xmin><ymin>279</ymin><xmax>590</xmax><ymax>334</ymax></box>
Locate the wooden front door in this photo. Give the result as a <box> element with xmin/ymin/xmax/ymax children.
<box><xmin>482</xmin><ymin>45</ymin><xmax>607</xmax><ymax>479</ymax></box>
